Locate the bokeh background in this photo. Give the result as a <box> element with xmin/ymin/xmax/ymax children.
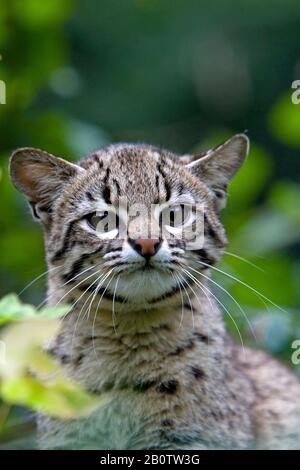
<box><xmin>0</xmin><ymin>0</ymin><xmax>300</xmax><ymax>447</ymax></box>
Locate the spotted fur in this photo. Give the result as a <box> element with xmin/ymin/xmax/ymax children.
<box><xmin>9</xmin><ymin>134</ymin><xmax>300</xmax><ymax>449</ymax></box>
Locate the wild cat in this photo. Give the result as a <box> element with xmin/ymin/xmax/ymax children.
<box><xmin>9</xmin><ymin>134</ymin><xmax>300</xmax><ymax>450</ymax></box>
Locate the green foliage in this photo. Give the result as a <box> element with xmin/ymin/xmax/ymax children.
<box><xmin>0</xmin><ymin>294</ymin><xmax>109</xmax><ymax>447</ymax></box>
<box><xmin>269</xmin><ymin>93</ymin><xmax>300</xmax><ymax>148</ymax></box>
<box><xmin>0</xmin><ymin>293</ymin><xmax>69</xmax><ymax>325</ymax></box>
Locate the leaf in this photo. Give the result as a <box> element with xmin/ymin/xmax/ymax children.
<box><xmin>0</xmin><ymin>318</ymin><xmax>62</xmax><ymax>378</ymax></box>
<box><xmin>0</xmin><ymin>314</ymin><xmax>109</xmax><ymax>419</ymax></box>
<box><xmin>0</xmin><ymin>295</ymin><xmax>108</xmax><ymax>420</ymax></box>
<box><xmin>1</xmin><ymin>376</ymin><xmax>107</xmax><ymax>420</ymax></box>
<box><xmin>0</xmin><ymin>294</ymin><xmax>69</xmax><ymax>325</ymax></box>
<box><xmin>0</xmin><ymin>294</ymin><xmax>36</xmax><ymax>325</ymax></box>
<box><xmin>38</xmin><ymin>305</ymin><xmax>70</xmax><ymax>318</ymax></box>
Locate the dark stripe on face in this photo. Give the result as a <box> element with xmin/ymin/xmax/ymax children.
<box><xmin>194</xmin><ymin>248</ymin><xmax>215</xmax><ymax>266</ymax></box>
<box><xmin>157</xmin><ymin>159</ymin><xmax>171</xmax><ymax>201</ymax></box>
<box><xmin>164</xmin><ymin>180</ymin><xmax>171</xmax><ymax>201</ymax></box>
<box><xmin>63</xmin><ymin>253</ymin><xmax>90</xmax><ymax>282</ymax></box>
<box><xmin>155</xmin><ymin>173</ymin><xmax>160</xmax><ymax>193</ymax></box>
<box><xmin>168</xmin><ymin>240</ymin><xmax>185</xmax><ymax>250</ymax></box>
<box><xmin>54</xmin><ymin>238</ymin><xmax>104</xmax><ymax>266</ymax></box>
<box><xmin>107</xmin><ymin>246</ymin><xmax>122</xmax><ymax>253</ymax></box>
<box><xmin>51</xmin><ymin>220</ymin><xmax>76</xmax><ymax>262</ymax></box>
<box><xmin>86</xmin><ymin>191</ymin><xmax>96</xmax><ymax>202</ymax></box>
<box><xmin>29</xmin><ymin>202</ymin><xmax>40</xmax><ymax>220</ymax></box>
<box><xmin>113</xmin><ymin>178</ymin><xmax>121</xmax><ymax>196</ymax></box>
<box><xmin>177</xmin><ymin>183</ymin><xmax>185</xmax><ymax>195</ymax></box>
<box><xmin>102</xmin><ymin>167</ymin><xmax>111</xmax><ymax>204</ymax></box>
<box><xmin>204</xmin><ymin>214</ymin><xmax>224</xmax><ymax>247</ymax></box>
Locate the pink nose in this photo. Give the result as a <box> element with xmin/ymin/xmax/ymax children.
<box><xmin>129</xmin><ymin>238</ymin><xmax>161</xmax><ymax>258</ymax></box>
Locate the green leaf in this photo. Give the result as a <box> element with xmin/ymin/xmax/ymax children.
<box><xmin>0</xmin><ymin>294</ymin><xmax>36</xmax><ymax>325</ymax></box>
<box><xmin>0</xmin><ymin>306</ymin><xmax>109</xmax><ymax>419</ymax></box>
<box><xmin>0</xmin><ymin>294</ymin><xmax>69</xmax><ymax>325</ymax></box>
<box><xmin>1</xmin><ymin>376</ymin><xmax>107</xmax><ymax>420</ymax></box>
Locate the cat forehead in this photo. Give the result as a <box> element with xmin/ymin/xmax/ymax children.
<box><xmin>68</xmin><ymin>144</ymin><xmax>200</xmax><ymax>206</ymax></box>
<box><xmin>80</xmin><ymin>143</ymin><xmax>177</xmax><ymax>170</ymax></box>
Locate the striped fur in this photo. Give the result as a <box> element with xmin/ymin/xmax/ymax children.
<box><xmin>9</xmin><ymin>134</ymin><xmax>300</xmax><ymax>449</ymax></box>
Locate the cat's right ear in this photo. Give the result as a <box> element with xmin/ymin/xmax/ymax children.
<box><xmin>9</xmin><ymin>148</ymin><xmax>83</xmax><ymax>225</ymax></box>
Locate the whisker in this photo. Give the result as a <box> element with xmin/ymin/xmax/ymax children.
<box><xmin>52</xmin><ymin>267</ymin><xmax>102</xmax><ymax>309</ymax></box>
<box><xmin>58</xmin><ymin>268</ymin><xmax>104</xmax><ymax>324</ymax></box>
<box><xmin>73</xmin><ymin>271</ymin><xmax>109</xmax><ymax>324</ymax></box>
<box><xmin>91</xmin><ymin>272</ymin><xmax>116</xmax><ymax>361</ymax></box>
<box><xmin>18</xmin><ymin>264</ymin><xmax>63</xmax><ymax>296</ymax></box>
<box><xmin>188</xmin><ymin>257</ymin><xmax>287</xmax><ymax>314</ymax></box>
<box><xmin>181</xmin><ymin>267</ymin><xmax>245</xmax><ymax>351</ymax></box>
<box><xmin>85</xmin><ymin>270</ymin><xmax>113</xmax><ymax>323</ymax></box>
<box><xmin>175</xmin><ymin>272</ymin><xmax>194</xmax><ymax>329</ymax></box>
<box><xmin>37</xmin><ymin>264</ymin><xmax>97</xmax><ymax>310</ymax></box>
<box><xmin>172</xmin><ymin>272</ymin><xmax>184</xmax><ymax>328</ymax></box>
<box><xmin>178</xmin><ymin>268</ymin><xmax>215</xmax><ymax>318</ymax></box>
<box><xmin>112</xmin><ymin>276</ymin><xmax>120</xmax><ymax>335</ymax></box>
<box><xmin>224</xmin><ymin>250</ymin><xmax>265</xmax><ymax>272</ymax></box>
<box><xmin>184</xmin><ymin>263</ymin><xmax>257</xmax><ymax>342</ymax></box>
<box><xmin>70</xmin><ymin>270</ymin><xmax>110</xmax><ymax>352</ymax></box>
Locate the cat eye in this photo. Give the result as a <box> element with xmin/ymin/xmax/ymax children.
<box><xmin>160</xmin><ymin>204</ymin><xmax>192</xmax><ymax>229</ymax></box>
<box><xmin>86</xmin><ymin>210</ymin><xmax>119</xmax><ymax>239</ymax></box>
<box><xmin>86</xmin><ymin>211</ymin><xmax>108</xmax><ymax>230</ymax></box>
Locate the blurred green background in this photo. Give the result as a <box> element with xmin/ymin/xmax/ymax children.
<box><xmin>0</xmin><ymin>0</ymin><xmax>300</xmax><ymax>447</ymax></box>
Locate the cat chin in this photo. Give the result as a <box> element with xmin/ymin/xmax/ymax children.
<box><xmin>106</xmin><ymin>268</ymin><xmax>178</xmax><ymax>303</ymax></box>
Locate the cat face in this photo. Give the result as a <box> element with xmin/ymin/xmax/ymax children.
<box><xmin>9</xmin><ymin>135</ymin><xmax>248</xmax><ymax>309</ymax></box>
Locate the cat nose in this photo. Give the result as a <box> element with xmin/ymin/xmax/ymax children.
<box><xmin>128</xmin><ymin>238</ymin><xmax>162</xmax><ymax>258</ymax></box>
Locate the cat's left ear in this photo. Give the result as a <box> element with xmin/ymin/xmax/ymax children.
<box><xmin>185</xmin><ymin>134</ymin><xmax>249</xmax><ymax>210</ymax></box>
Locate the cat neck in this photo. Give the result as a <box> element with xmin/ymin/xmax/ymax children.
<box><xmin>47</xmin><ymin>279</ymin><xmax>229</xmax><ymax>393</ymax></box>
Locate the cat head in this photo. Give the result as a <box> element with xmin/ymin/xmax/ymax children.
<box><xmin>9</xmin><ymin>134</ymin><xmax>249</xmax><ymax>309</ymax></box>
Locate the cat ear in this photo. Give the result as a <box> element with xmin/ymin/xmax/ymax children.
<box><xmin>9</xmin><ymin>148</ymin><xmax>83</xmax><ymax>224</ymax></box>
<box><xmin>185</xmin><ymin>134</ymin><xmax>249</xmax><ymax>210</ymax></box>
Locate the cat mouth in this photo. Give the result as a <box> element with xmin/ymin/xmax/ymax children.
<box><xmin>94</xmin><ymin>259</ymin><xmax>185</xmax><ymax>305</ymax></box>
<box><xmin>97</xmin><ymin>271</ymin><xmax>188</xmax><ymax>305</ymax></box>
<box><xmin>112</xmin><ymin>259</ymin><xmax>179</xmax><ymax>275</ymax></box>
